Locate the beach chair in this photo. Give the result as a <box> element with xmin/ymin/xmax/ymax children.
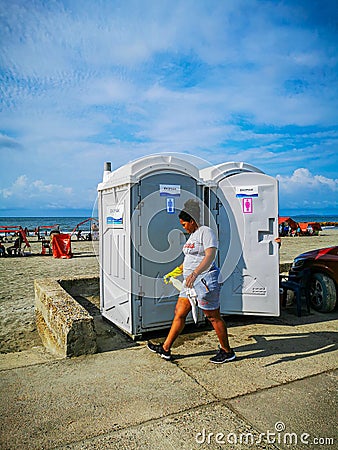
<box><xmin>41</xmin><ymin>239</ymin><xmax>52</xmax><ymax>255</ymax></box>
<box><xmin>6</xmin><ymin>237</ymin><xmax>23</xmax><ymax>256</ymax></box>
<box><xmin>280</xmin><ymin>268</ymin><xmax>311</xmax><ymax>317</ymax></box>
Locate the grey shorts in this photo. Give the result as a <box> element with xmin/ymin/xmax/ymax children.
<box><xmin>179</xmin><ymin>268</ymin><xmax>221</xmax><ymax>311</ymax></box>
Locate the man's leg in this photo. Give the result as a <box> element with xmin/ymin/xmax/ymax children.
<box><xmin>162</xmin><ymin>297</ymin><xmax>191</xmax><ymax>352</ymax></box>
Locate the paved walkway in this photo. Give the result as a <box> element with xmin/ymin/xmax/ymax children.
<box><xmin>1</xmin><ymin>308</ymin><xmax>337</xmax><ymax>449</ymax></box>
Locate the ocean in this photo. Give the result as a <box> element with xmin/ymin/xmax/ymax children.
<box><xmin>0</xmin><ymin>214</ymin><xmax>337</xmax><ymax>233</ymax></box>
<box><xmin>285</xmin><ymin>215</ymin><xmax>338</xmax><ymax>228</ymax></box>
<box><xmin>0</xmin><ymin>217</ymin><xmax>96</xmax><ymax>233</ymax></box>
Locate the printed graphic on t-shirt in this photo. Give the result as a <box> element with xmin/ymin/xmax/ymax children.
<box><xmin>182</xmin><ymin>226</ymin><xmax>218</xmax><ymax>276</ymax></box>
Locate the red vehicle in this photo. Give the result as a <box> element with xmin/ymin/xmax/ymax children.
<box><xmin>289</xmin><ymin>246</ymin><xmax>338</xmax><ymax>312</ymax></box>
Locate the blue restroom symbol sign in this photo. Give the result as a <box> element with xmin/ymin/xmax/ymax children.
<box><xmin>166</xmin><ymin>198</ymin><xmax>175</xmax><ymax>214</ymax></box>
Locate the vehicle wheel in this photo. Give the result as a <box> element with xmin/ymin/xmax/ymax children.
<box><xmin>308</xmin><ymin>273</ymin><xmax>336</xmax><ymax>312</ymax></box>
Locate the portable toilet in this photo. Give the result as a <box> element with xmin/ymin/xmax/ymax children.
<box><xmin>200</xmin><ymin>162</ymin><xmax>280</xmax><ymax>316</ymax></box>
<box><xmin>97</xmin><ymin>155</ymin><xmax>205</xmax><ymax>338</ymax></box>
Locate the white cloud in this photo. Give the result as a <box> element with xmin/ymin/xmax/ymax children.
<box><xmin>0</xmin><ymin>0</ymin><xmax>337</xmax><ymax>215</ymax></box>
<box><xmin>0</xmin><ymin>175</ymin><xmax>28</xmax><ymax>198</ymax></box>
<box><xmin>277</xmin><ymin>168</ymin><xmax>338</xmax><ymax>192</ymax></box>
<box><xmin>0</xmin><ymin>175</ymin><xmax>73</xmax><ymax>208</ymax></box>
<box><xmin>277</xmin><ymin>168</ymin><xmax>338</xmax><ymax>212</ymax></box>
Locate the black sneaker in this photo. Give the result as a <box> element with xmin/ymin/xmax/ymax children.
<box><xmin>209</xmin><ymin>348</ymin><xmax>236</xmax><ymax>364</ymax></box>
<box><xmin>147</xmin><ymin>342</ymin><xmax>172</xmax><ymax>361</ymax></box>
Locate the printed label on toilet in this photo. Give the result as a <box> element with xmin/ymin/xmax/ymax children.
<box><xmin>236</xmin><ymin>186</ymin><xmax>258</xmax><ymax>198</ymax></box>
<box><xmin>160</xmin><ymin>184</ymin><xmax>181</xmax><ymax>196</ymax></box>
<box><xmin>106</xmin><ymin>204</ymin><xmax>124</xmax><ymax>225</ymax></box>
<box><xmin>242</xmin><ymin>198</ymin><xmax>253</xmax><ymax>214</ymax></box>
<box><xmin>166</xmin><ymin>197</ymin><xmax>175</xmax><ymax>214</ymax></box>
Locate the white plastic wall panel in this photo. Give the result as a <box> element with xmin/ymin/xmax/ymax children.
<box><xmin>99</xmin><ymin>186</ymin><xmax>133</xmax><ymax>334</ymax></box>
<box><xmin>200</xmin><ymin>162</ymin><xmax>264</xmax><ymax>184</ymax></box>
<box><xmin>201</xmin><ymin>167</ymin><xmax>280</xmax><ymax>317</ymax></box>
<box><xmin>97</xmin><ymin>154</ymin><xmax>200</xmax><ymax>191</ymax></box>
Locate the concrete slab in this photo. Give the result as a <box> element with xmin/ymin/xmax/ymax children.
<box><xmin>57</xmin><ymin>402</ymin><xmax>279</xmax><ymax>450</ymax></box>
<box><xmin>0</xmin><ymin>306</ymin><xmax>337</xmax><ymax>450</ymax></box>
<box><xmin>228</xmin><ymin>371</ymin><xmax>337</xmax><ymax>450</ymax></box>
<box><xmin>0</xmin><ymin>347</ymin><xmax>214</xmax><ymax>450</ymax></box>
<box><xmin>0</xmin><ymin>346</ymin><xmax>62</xmax><ymax>371</ymax></box>
<box><xmin>172</xmin><ymin>320</ymin><xmax>338</xmax><ymax>398</ymax></box>
<box><xmin>279</xmin><ymin>308</ymin><xmax>338</xmax><ymax>333</ymax></box>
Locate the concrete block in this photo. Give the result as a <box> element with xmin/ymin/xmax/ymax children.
<box><xmin>34</xmin><ymin>278</ymin><xmax>97</xmax><ymax>357</ymax></box>
<box><xmin>60</xmin><ymin>275</ymin><xmax>100</xmax><ymax>297</ymax></box>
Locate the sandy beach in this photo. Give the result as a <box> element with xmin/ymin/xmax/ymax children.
<box><xmin>0</xmin><ymin>229</ymin><xmax>337</xmax><ymax>354</ymax></box>
<box><xmin>0</xmin><ymin>238</ymin><xmax>100</xmax><ymax>353</ymax></box>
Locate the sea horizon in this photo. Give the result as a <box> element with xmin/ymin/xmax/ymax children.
<box><xmin>0</xmin><ymin>213</ymin><xmax>337</xmax><ymax>234</ymax></box>
<box><xmin>0</xmin><ymin>216</ymin><xmax>97</xmax><ymax>233</ymax></box>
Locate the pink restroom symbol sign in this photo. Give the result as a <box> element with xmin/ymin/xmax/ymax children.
<box><xmin>242</xmin><ymin>198</ymin><xmax>253</xmax><ymax>214</ymax></box>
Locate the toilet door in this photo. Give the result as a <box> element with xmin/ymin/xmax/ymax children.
<box><xmin>212</xmin><ymin>172</ymin><xmax>280</xmax><ymax>316</ymax></box>
<box><xmin>132</xmin><ymin>171</ymin><xmax>203</xmax><ymax>329</ymax></box>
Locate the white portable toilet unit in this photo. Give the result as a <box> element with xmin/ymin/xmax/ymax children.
<box><xmin>200</xmin><ymin>162</ymin><xmax>280</xmax><ymax>316</ymax></box>
<box><xmin>97</xmin><ymin>155</ymin><xmax>205</xmax><ymax>338</ymax></box>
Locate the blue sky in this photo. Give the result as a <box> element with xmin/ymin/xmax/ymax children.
<box><xmin>0</xmin><ymin>0</ymin><xmax>337</xmax><ymax>217</ymax></box>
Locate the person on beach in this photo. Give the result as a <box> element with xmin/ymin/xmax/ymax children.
<box><xmin>0</xmin><ymin>239</ymin><xmax>6</xmax><ymax>257</ymax></box>
<box><xmin>7</xmin><ymin>233</ymin><xmax>23</xmax><ymax>256</ymax></box>
<box><xmin>147</xmin><ymin>200</ymin><xmax>236</xmax><ymax>364</ymax></box>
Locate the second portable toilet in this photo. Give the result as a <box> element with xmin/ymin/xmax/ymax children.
<box><xmin>200</xmin><ymin>162</ymin><xmax>280</xmax><ymax>316</ymax></box>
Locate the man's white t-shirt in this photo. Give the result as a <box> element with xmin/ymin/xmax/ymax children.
<box><xmin>182</xmin><ymin>225</ymin><xmax>218</xmax><ymax>277</ymax></box>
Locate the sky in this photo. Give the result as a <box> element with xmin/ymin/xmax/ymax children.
<box><xmin>0</xmin><ymin>0</ymin><xmax>337</xmax><ymax>217</ymax></box>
